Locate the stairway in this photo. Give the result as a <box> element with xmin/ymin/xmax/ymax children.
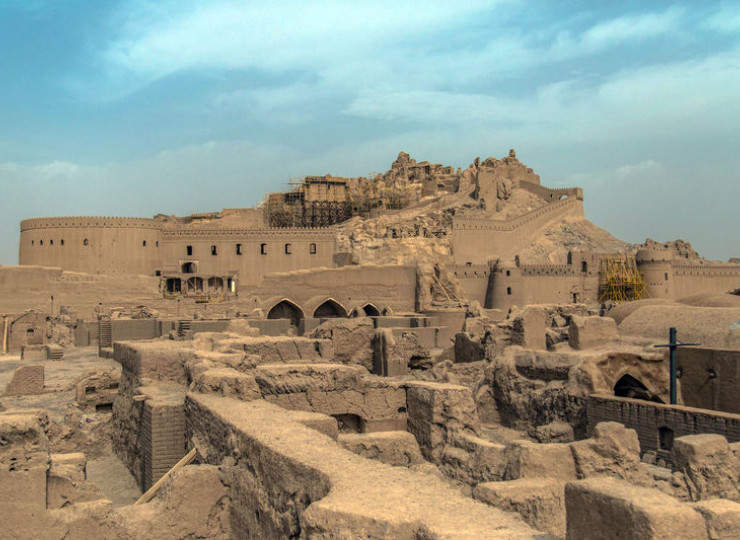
<box><xmin>177</xmin><ymin>320</ymin><xmax>191</xmax><ymax>339</ymax></box>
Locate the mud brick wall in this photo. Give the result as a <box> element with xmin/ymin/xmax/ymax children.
<box><xmin>141</xmin><ymin>401</ymin><xmax>186</xmax><ymax>491</ymax></box>
<box><xmin>587</xmin><ymin>394</ymin><xmax>740</xmax><ymax>462</ymax></box>
<box><xmin>3</xmin><ymin>365</ymin><xmax>44</xmax><ymax>396</ymax></box>
<box><xmin>678</xmin><ymin>347</ymin><xmax>740</xmax><ymax>414</ymax></box>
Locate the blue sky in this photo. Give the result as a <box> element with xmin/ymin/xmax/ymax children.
<box><xmin>0</xmin><ymin>0</ymin><xmax>738</xmax><ymax>263</ymax></box>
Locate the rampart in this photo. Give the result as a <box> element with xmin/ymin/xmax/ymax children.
<box><xmin>451</xmin><ymin>196</ymin><xmax>585</xmax><ymax>264</ymax></box>
<box><xmin>20</xmin><ymin>216</ymin><xmax>164</xmax><ymax>275</ymax></box>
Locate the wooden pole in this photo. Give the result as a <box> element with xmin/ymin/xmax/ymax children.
<box><xmin>2</xmin><ymin>316</ymin><xmax>8</xmax><ymax>354</ymax></box>
<box><xmin>134</xmin><ymin>447</ymin><xmax>197</xmax><ymax>506</ymax></box>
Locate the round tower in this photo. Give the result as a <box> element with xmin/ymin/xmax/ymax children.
<box><xmin>635</xmin><ymin>248</ymin><xmax>674</xmax><ymax>299</ymax></box>
<box><xmin>487</xmin><ymin>258</ymin><xmax>523</xmax><ymax>311</ymax></box>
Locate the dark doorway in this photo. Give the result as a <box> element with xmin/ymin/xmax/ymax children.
<box><xmin>614</xmin><ymin>374</ymin><xmax>664</xmax><ymax>403</ymax></box>
<box><xmin>362</xmin><ymin>303</ymin><xmax>380</xmax><ymax>317</ymax></box>
<box><xmin>313</xmin><ymin>299</ymin><xmax>347</xmax><ymax>318</ymax></box>
<box><xmin>166</xmin><ymin>278</ymin><xmax>181</xmax><ymax>293</ymax></box>
<box><xmin>332</xmin><ymin>413</ymin><xmax>362</xmax><ymax>433</ymax></box>
<box><xmin>659</xmin><ymin>426</ymin><xmax>674</xmax><ymax>451</ymax></box>
<box><xmin>181</xmin><ymin>262</ymin><xmax>196</xmax><ymax>274</ymax></box>
<box><xmin>267</xmin><ymin>300</ymin><xmax>304</xmax><ymax>328</ymax></box>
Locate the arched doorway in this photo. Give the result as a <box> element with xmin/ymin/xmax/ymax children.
<box><xmin>267</xmin><ymin>300</ymin><xmax>304</xmax><ymax>328</ymax></box>
<box><xmin>362</xmin><ymin>303</ymin><xmax>380</xmax><ymax>317</ymax></box>
<box><xmin>614</xmin><ymin>374</ymin><xmax>663</xmax><ymax>403</ymax></box>
<box><xmin>313</xmin><ymin>299</ymin><xmax>347</xmax><ymax>318</ymax></box>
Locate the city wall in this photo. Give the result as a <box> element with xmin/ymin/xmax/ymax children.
<box><xmin>451</xmin><ymin>194</ymin><xmax>584</xmax><ymax>265</ymax></box>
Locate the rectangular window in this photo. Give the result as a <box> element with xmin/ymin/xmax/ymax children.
<box><xmin>309</xmin><ymin>243</ymin><xmax>317</xmax><ymax>254</ymax></box>
<box><xmin>186</xmin><ymin>245</ymin><xmax>193</xmax><ymax>256</ymax></box>
<box><xmin>236</xmin><ymin>243</ymin><xmax>242</xmax><ymax>255</ymax></box>
<box><xmin>211</xmin><ymin>245</ymin><xmax>217</xmax><ymax>256</ymax></box>
<box><xmin>260</xmin><ymin>243</ymin><xmax>267</xmax><ymax>255</ymax></box>
<box><xmin>285</xmin><ymin>243</ymin><xmax>292</xmax><ymax>254</ymax></box>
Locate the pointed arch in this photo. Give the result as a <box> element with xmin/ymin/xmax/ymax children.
<box><xmin>267</xmin><ymin>299</ymin><xmax>304</xmax><ymax>327</ymax></box>
<box><xmin>313</xmin><ymin>298</ymin><xmax>348</xmax><ymax>318</ymax></box>
<box><xmin>361</xmin><ymin>303</ymin><xmax>380</xmax><ymax>317</ymax></box>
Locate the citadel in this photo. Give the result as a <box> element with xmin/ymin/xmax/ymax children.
<box><xmin>1</xmin><ymin>151</ymin><xmax>740</xmax><ymax>539</ymax></box>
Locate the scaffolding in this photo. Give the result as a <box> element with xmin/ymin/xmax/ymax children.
<box><xmin>598</xmin><ymin>255</ymin><xmax>647</xmax><ymax>303</ymax></box>
<box><xmin>264</xmin><ymin>177</ymin><xmax>353</xmax><ymax>228</ymax></box>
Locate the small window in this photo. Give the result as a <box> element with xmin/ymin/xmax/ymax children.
<box><xmin>309</xmin><ymin>243</ymin><xmax>316</xmax><ymax>254</ymax></box>
<box><xmin>186</xmin><ymin>245</ymin><xmax>193</xmax><ymax>256</ymax></box>
<box><xmin>581</xmin><ymin>261</ymin><xmax>588</xmax><ymax>273</ymax></box>
<box><xmin>236</xmin><ymin>243</ymin><xmax>242</xmax><ymax>255</ymax></box>
<box><xmin>506</xmin><ymin>270</ymin><xmax>511</xmax><ymax>276</ymax></box>
<box><xmin>211</xmin><ymin>245</ymin><xmax>217</xmax><ymax>256</ymax></box>
<box><xmin>83</xmin><ymin>238</ymin><xmax>88</xmax><ymax>246</ymax></box>
<box><xmin>60</xmin><ymin>239</ymin><xmax>64</xmax><ymax>246</ymax></box>
<box><xmin>142</xmin><ymin>240</ymin><xmax>147</xmax><ymax>247</ymax></box>
<box><xmin>285</xmin><ymin>243</ymin><xmax>292</xmax><ymax>254</ymax></box>
<box><xmin>155</xmin><ymin>241</ymin><xmax>159</xmax><ymax>247</ymax></box>
<box><xmin>507</xmin><ymin>287</ymin><xmax>512</xmax><ymax>295</ymax></box>
<box><xmin>31</xmin><ymin>240</ymin><xmax>34</xmax><ymax>245</ymax></box>
<box><xmin>50</xmin><ymin>239</ymin><xmax>54</xmax><ymax>245</ymax></box>
<box><xmin>40</xmin><ymin>240</ymin><xmax>44</xmax><ymax>246</ymax></box>
<box><xmin>261</xmin><ymin>243</ymin><xmax>267</xmax><ymax>255</ymax></box>
<box><xmin>664</xmin><ymin>272</ymin><xmax>669</xmax><ymax>281</ymax></box>
<box><xmin>155</xmin><ymin>270</ymin><xmax>161</xmax><ymax>276</ymax></box>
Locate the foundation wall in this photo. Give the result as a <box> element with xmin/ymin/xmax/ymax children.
<box><xmin>586</xmin><ymin>394</ymin><xmax>740</xmax><ymax>462</ymax></box>
<box><xmin>141</xmin><ymin>400</ymin><xmax>186</xmax><ymax>491</ymax></box>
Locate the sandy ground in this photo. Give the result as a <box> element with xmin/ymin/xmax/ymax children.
<box><xmin>0</xmin><ymin>346</ymin><xmax>141</xmax><ymax>505</ymax></box>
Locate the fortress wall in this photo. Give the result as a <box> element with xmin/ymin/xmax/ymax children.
<box><xmin>20</xmin><ymin>217</ymin><xmax>163</xmax><ymax>275</ymax></box>
<box><xmin>669</xmin><ymin>263</ymin><xmax>740</xmax><ymax>299</ymax></box>
<box><xmin>451</xmin><ymin>196</ymin><xmax>585</xmax><ymax>264</ymax></box>
<box><xmin>250</xmin><ymin>264</ymin><xmax>417</xmax><ymax>316</ymax></box>
<box><xmin>450</xmin><ymin>264</ymin><xmax>490</xmax><ymax>305</ymax></box>
<box><xmin>488</xmin><ymin>270</ymin><xmax>599</xmax><ymax>310</ymax></box>
<box><xmin>517</xmin><ymin>182</ymin><xmax>583</xmax><ymax>202</ymax></box>
<box><xmin>161</xmin><ymin>228</ymin><xmax>336</xmax><ymax>285</ymax></box>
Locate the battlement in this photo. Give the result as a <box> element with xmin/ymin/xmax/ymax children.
<box><xmin>21</xmin><ymin>216</ymin><xmax>163</xmax><ymax>231</ymax></box>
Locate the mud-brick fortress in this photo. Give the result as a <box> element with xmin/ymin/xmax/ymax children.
<box><xmin>16</xmin><ymin>151</ymin><xmax>740</xmax><ymax>315</ymax></box>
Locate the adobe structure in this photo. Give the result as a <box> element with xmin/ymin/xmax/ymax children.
<box><xmin>1</xmin><ymin>150</ymin><xmax>740</xmax><ymax>538</ymax></box>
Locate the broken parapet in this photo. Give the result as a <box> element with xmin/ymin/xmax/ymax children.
<box><xmin>672</xmin><ymin>434</ymin><xmax>740</xmax><ymax>502</ymax></box>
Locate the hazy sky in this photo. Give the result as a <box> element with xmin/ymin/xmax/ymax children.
<box><xmin>1</xmin><ymin>0</ymin><xmax>738</xmax><ymax>263</ymax></box>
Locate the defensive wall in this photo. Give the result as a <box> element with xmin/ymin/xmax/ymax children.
<box><xmin>637</xmin><ymin>247</ymin><xmax>740</xmax><ymax>299</ymax></box>
<box><xmin>451</xmin><ymin>193</ymin><xmax>585</xmax><ymax>265</ymax></box>
<box><xmin>587</xmin><ymin>394</ymin><xmax>740</xmax><ymax>463</ymax></box>
<box><xmin>20</xmin><ymin>217</ymin><xmax>163</xmax><ymax>276</ymax></box>
<box><xmin>19</xmin><ymin>216</ymin><xmax>338</xmax><ymax>282</ymax></box>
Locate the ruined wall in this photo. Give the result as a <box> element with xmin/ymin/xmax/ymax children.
<box><xmin>20</xmin><ymin>217</ymin><xmax>163</xmax><ymax>276</ymax></box>
<box><xmin>451</xmin><ymin>195</ymin><xmax>584</xmax><ymax>265</ymax></box>
<box><xmin>587</xmin><ymin>394</ymin><xmax>740</xmax><ymax>462</ymax></box>
<box><xmin>678</xmin><ymin>347</ymin><xmax>740</xmax><ymax>414</ymax></box>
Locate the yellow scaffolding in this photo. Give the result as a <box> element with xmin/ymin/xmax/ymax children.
<box><xmin>598</xmin><ymin>255</ymin><xmax>647</xmax><ymax>303</ymax></box>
